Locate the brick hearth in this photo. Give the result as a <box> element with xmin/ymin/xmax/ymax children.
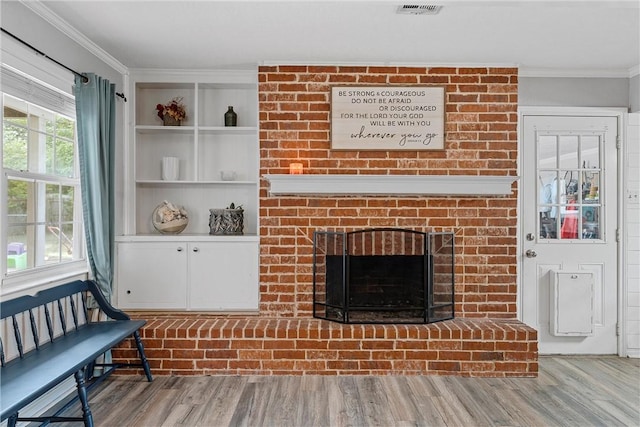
<box><xmin>113</xmin><ymin>315</ymin><xmax>537</xmax><ymax>377</ymax></box>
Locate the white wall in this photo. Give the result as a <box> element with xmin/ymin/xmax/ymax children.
<box><xmin>630</xmin><ymin>75</ymin><xmax>639</xmax><ymax>113</ymax></box>
<box><xmin>626</xmin><ymin>113</ymin><xmax>640</xmax><ymax>357</ymax></box>
<box><xmin>519</xmin><ymin>77</ymin><xmax>630</xmax><ymax>108</ymax></box>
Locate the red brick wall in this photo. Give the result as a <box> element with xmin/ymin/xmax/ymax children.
<box><xmin>258</xmin><ymin>65</ymin><xmax>518</xmax><ymax>319</ymax></box>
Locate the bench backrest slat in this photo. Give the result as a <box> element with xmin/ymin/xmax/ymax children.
<box><xmin>57</xmin><ymin>299</ymin><xmax>67</xmax><ymax>335</ymax></box>
<box><xmin>81</xmin><ymin>295</ymin><xmax>89</xmax><ymax>324</ymax></box>
<box><xmin>28</xmin><ymin>309</ymin><xmax>40</xmax><ymax>351</ymax></box>
<box><xmin>11</xmin><ymin>316</ymin><xmax>24</xmax><ymax>359</ymax></box>
<box><xmin>69</xmin><ymin>295</ymin><xmax>79</xmax><ymax>330</ymax></box>
<box><xmin>44</xmin><ymin>304</ymin><xmax>54</xmax><ymax>343</ymax></box>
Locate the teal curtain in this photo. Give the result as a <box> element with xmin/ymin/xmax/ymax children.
<box><xmin>74</xmin><ymin>73</ymin><xmax>116</xmax><ymax>300</ymax></box>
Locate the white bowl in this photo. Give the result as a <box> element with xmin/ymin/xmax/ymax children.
<box><xmin>220</xmin><ymin>170</ymin><xmax>237</xmax><ymax>181</ymax></box>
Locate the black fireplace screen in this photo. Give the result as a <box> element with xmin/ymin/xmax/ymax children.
<box><xmin>313</xmin><ymin>228</ymin><xmax>454</xmax><ymax>324</ymax></box>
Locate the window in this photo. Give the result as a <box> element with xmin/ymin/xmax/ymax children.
<box><xmin>2</xmin><ymin>92</ymin><xmax>84</xmax><ymax>276</ymax></box>
<box><xmin>537</xmin><ymin>133</ymin><xmax>603</xmax><ymax>241</ymax></box>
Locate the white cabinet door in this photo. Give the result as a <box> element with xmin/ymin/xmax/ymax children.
<box><xmin>188</xmin><ymin>241</ymin><xmax>259</xmax><ymax>311</ymax></box>
<box><xmin>116</xmin><ymin>242</ymin><xmax>188</xmax><ymax>309</ymax></box>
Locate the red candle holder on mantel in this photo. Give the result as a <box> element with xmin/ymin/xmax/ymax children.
<box><xmin>289</xmin><ymin>163</ymin><xmax>304</xmax><ymax>175</ymax></box>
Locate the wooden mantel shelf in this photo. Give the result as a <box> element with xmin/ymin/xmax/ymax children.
<box><xmin>263</xmin><ymin>174</ymin><xmax>519</xmax><ymax>196</ymax></box>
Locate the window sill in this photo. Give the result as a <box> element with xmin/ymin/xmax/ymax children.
<box><xmin>263</xmin><ymin>174</ymin><xmax>519</xmax><ymax>196</ymax></box>
<box><xmin>1</xmin><ymin>261</ymin><xmax>89</xmax><ymax>298</ymax></box>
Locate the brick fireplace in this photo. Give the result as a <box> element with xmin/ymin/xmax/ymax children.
<box><xmin>114</xmin><ymin>65</ymin><xmax>538</xmax><ymax>377</ymax></box>
<box><xmin>258</xmin><ymin>65</ymin><xmax>520</xmax><ymax>320</ymax></box>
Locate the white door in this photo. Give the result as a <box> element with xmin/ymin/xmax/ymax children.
<box><xmin>521</xmin><ymin>113</ymin><xmax>619</xmax><ymax>354</ymax></box>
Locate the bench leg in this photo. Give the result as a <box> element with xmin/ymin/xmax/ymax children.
<box><xmin>74</xmin><ymin>369</ymin><xmax>94</xmax><ymax>427</ymax></box>
<box><xmin>133</xmin><ymin>330</ymin><xmax>153</xmax><ymax>382</ymax></box>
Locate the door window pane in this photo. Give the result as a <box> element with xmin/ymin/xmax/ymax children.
<box><xmin>560</xmin><ymin>170</ymin><xmax>579</xmax><ymax>203</ymax></box>
<box><xmin>537</xmin><ymin>132</ymin><xmax>603</xmax><ymax>241</ymax></box>
<box><xmin>539</xmin><ymin>170</ymin><xmax>557</xmax><ymax>239</ymax></box>
<box><xmin>560</xmin><ymin>205</ymin><xmax>579</xmax><ymax>239</ymax></box>
<box><xmin>583</xmin><ymin>170</ymin><xmax>600</xmax><ymax>201</ymax></box>
<box><xmin>559</xmin><ymin>135</ymin><xmax>579</xmax><ymax>169</ymax></box>
<box><xmin>582</xmin><ymin>206</ymin><xmax>600</xmax><ymax>239</ymax></box>
<box><xmin>538</xmin><ymin>136</ymin><xmax>557</xmax><ymax>168</ymax></box>
<box><xmin>581</xmin><ymin>135</ymin><xmax>600</xmax><ymax>169</ymax></box>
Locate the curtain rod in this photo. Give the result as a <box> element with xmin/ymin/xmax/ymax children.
<box><xmin>1</xmin><ymin>27</ymin><xmax>127</xmax><ymax>102</ymax></box>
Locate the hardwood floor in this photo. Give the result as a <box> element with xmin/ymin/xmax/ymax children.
<box><xmin>61</xmin><ymin>356</ymin><xmax>639</xmax><ymax>427</ymax></box>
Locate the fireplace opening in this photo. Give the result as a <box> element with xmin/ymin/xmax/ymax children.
<box><xmin>313</xmin><ymin>228</ymin><xmax>455</xmax><ymax>324</ymax></box>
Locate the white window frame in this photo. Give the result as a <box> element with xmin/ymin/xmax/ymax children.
<box><xmin>1</xmin><ymin>65</ymin><xmax>88</xmax><ymax>296</ymax></box>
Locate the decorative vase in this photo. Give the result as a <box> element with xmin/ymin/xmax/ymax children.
<box><xmin>163</xmin><ymin>115</ymin><xmax>181</xmax><ymax>126</ymax></box>
<box><xmin>224</xmin><ymin>106</ymin><xmax>237</xmax><ymax>127</ymax></box>
<box><xmin>161</xmin><ymin>157</ymin><xmax>179</xmax><ymax>181</ymax></box>
<box><xmin>209</xmin><ymin>207</ymin><xmax>244</xmax><ymax>235</ymax></box>
<box><xmin>152</xmin><ymin>201</ymin><xmax>188</xmax><ymax>234</ymax></box>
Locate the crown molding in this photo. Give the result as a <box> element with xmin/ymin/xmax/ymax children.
<box><xmin>129</xmin><ymin>68</ymin><xmax>258</xmax><ymax>83</ymax></box>
<box><xmin>519</xmin><ymin>67</ymin><xmax>636</xmax><ymax>78</ymax></box>
<box><xmin>19</xmin><ymin>0</ymin><xmax>128</xmax><ymax>76</ymax></box>
<box><xmin>260</xmin><ymin>61</ymin><xmax>519</xmax><ymax>69</ymax></box>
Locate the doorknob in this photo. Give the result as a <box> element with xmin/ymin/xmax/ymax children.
<box><xmin>525</xmin><ymin>249</ymin><xmax>537</xmax><ymax>258</ymax></box>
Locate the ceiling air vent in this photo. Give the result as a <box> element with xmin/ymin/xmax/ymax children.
<box><xmin>396</xmin><ymin>4</ymin><xmax>442</xmax><ymax>15</ymax></box>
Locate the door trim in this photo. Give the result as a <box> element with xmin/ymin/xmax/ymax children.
<box><xmin>517</xmin><ymin>106</ymin><xmax>628</xmax><ymax>356</ymax></box>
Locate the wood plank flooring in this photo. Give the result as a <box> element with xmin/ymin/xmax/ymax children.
<box><xmin>60</xmin><ymin>356</ymin><xmax>639</xmax><ymax>427</ymax></box>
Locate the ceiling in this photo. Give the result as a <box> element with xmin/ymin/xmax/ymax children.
<box><xmin>33</xmin><ymin>1</ymin><xmax>640</xmax><ymax>75</ymax></box>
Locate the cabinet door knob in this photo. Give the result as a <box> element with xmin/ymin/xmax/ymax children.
<box><xmin>177</xmin><ymin>247</ymin><xmax>183</xmax><ymax>252</ymax></box>
<box><xmin>193</xmin><ymin>247</ymin><xmax>199</xmax><ymax>252</ymax></box>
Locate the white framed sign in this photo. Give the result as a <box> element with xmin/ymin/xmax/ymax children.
<box><xmin>331</xmin><ymin>86</ymin><xmax>445</xmax><ymax>150</ymax></box>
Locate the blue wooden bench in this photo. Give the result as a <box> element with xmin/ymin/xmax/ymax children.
<box><xmin>0</xmin><ymin>280</ymin><xmax>152</xmax><ymax>427</ymax></box>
